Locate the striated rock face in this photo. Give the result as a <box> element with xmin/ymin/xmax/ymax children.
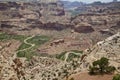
<box><xmin>0</xmin><ymin>1</ymin><xmax>71</xmax><ymax>34</ymax></box>
<box><xmin>72</xmin><ymin>13</ymin><xmax>120</xmax><ymax>26</ymax></box>
<box><xmin>111</xmin><ymin>21</ymin><xmax>120</xmax><ymax>31</ymax></box>
<box><xmin>29</xmin><ymin>21</ymin><xmax>71</xmax><ymax>31</ymax></box>
<box><xmin>71</xmin><ymin>13</ymin><xmax>120</xmax><ymax>36</ymax></box>
<box><xmin>74</xmin><ymin>23</ymin><xmax>94</xmax><ymax>33</ymax></box>
<box><xmin>82</xmin><ymin>32</ymin><xmax>120</xmax><ymax>72</ymax></box>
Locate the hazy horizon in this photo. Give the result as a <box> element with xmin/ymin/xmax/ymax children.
<box><xmin>62</xmin><ymin>0</ymin><xmax>120</xmax><ymax>3</ymax></box>
<box><xmin>0</xmin><ymin>0</ymin><xmax>120</xmax><ymax>3</ymax></box>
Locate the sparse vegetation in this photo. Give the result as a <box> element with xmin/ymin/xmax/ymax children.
<box><xmin>12</xmin><ymin>35</ymin><xmax>28</xmax><ymax>42</ymax></box>
<box><xmin>67</xmin><ymin>52</ymin><xmax>80</xmax><ymax>62</ymax></box>
<box><xmin>0</xmin><ymin>33</ymin><xmax>12</xmax><ymax>41</ymax></box>
<box><xmin>0</xmin><ymin>32</ymin><xmax>27</xmax><ymax>41</ymax></box>
<box><xmin>71</xmin><ymin>50</ymin><xmax>83</xmax><ymax>53</ymax></box>
<box><xmin>18</xmin><ymin>43</ymin><xmax>31</xmax><ymax>50</ymax></box>
<box><xmin>56</xmin><ymin>50</ymin><xmax>83</xmax><ymax>62</ymax></box>
<box><xmin>17</xmin><ymin>48</ymin><xmax>36</xmax><ymax>60</ymax></box>
<box><xmin>89</xmin><ymin>57</ymin><xmax>116</xmax><ymax>75</ymax></box>
<box><xmin>56</xmin><ymin>51</ymin><xmax>67</xmax><ymax>60</ymax></box>
<box><xmin>27</xmin><ymin>35</ymin><xmax>50</xmax><ymax>46</ymax></box>
<box><xmin>113</xmin><ymin>74</ymin><xmax>120</xmax><ymax>80</ymax></box>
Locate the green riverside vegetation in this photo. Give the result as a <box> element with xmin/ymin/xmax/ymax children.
<box><xmin>0</xmin><ymin>32</ymin><xmax>27</xmax><ymax>42</ymax></box>
<box><xmin>0</xmin><ymin>32</ymin><xmax>50</xmax><ymax>60</ymax></box>
<box><xmin>56</xmin><ymin>50</ymin><xmax>83</xmax><ymax>62</ymax></box>
<box><xmin>17</xmin><ymin>35</ymin><xmax>50</xmax><ymax>60</ymax></box>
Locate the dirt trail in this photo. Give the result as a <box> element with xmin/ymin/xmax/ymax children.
<box><xmin>12</xmin><ymin>35</ymin><xmax>35</xmax><ymax>58</ymax></box>
<box><xmin>17</xmin><ymin>35</ymin><xmax>35</xmax><ymax>53</ymax></box>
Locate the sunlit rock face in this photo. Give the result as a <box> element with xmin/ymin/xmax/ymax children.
<box><xmin>82</xmin><ymin>33</ymin><xmax>120</xmax><ymax>72</ymax></box>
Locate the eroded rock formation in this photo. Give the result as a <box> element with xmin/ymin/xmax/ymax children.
<box><xmin>81</xmin><ymin>32</ymin><xmax>120</xmax><ymax>72</ymax></box>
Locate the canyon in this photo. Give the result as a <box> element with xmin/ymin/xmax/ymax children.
<box><xmin>0</xmin><ymin>0</ymin><xmax>120</xmax><ymax>80</ymax></box>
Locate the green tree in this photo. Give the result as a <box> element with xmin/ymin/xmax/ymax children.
<box><xmin>89</xmin><ymin>57</ymin><xmax>116</xmax><ymax>75</ymax></box>
<box><xmin>113</xmin><ymin>74</ymin><xmax>120</xmax><ymax>80</ymax></box>
<box><xmin>106</xmin><ymin>66</ymin><xmax>116</xmax><ymax>73</ymax></box>
<box><xmin>98</xmin><ymin>57</ymin><xmax>109</xmax><ymax>73</ymax></box>
<box><xmin>89</xmin><ymin>65</ymin><xmax>99</xmax><ymax>75</ymax></box>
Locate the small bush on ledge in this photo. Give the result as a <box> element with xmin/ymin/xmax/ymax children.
<box><xmin>113</xmin><ymin>74</ymin><xmax>120</xmax><ymax>80</ymax></box>
<box><xmin>89</xmin><ymin>57</ymin><xmax>116</xmax><ymax>75</ymax></box>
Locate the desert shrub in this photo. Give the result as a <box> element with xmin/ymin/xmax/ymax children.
<box><xmin>113</xmin><ymin>74</ymin><xmax>120</xmax><ymax>80</ymax></box>
<box><xmin>106</xmin><ymin>66</ymin><xmax>116</xmax><ymax>73</ymax></box>
<box><xmin>89</xmin><ymin>57</ymin><xmax>116</xmax><ymax>75</ymax></box>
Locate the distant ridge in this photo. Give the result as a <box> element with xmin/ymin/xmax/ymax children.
<box><xmin>61</xmin><ymin>0</ymin><xmax>85</xmax><ymax>9</ymax></box>
<box><xmin>0</xmin><ymin>0</ymin><xmax>59</xmax><ymax>3</ymax></box>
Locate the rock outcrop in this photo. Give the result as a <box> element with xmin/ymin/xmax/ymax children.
<box><xmin>0</xmin><ymin>40</ymin><xmax>26</xmax><ymax>80</ymax></box>
<box><xmin>81</xmin><ymin>32</ymin><xmax>120</xmax><ymax>72</ymax></box>
<box><xmin>74</xmin><ymin>23</ymin><xmax>94</xmax><ymax>33</ymax></box>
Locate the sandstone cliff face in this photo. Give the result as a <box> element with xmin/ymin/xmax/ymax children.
<box><xmin>71</xmin><ymin>12</ymin><xmax>120</xmax><ymax>34</ymax></box>
<box><xmin>0</xmin><ymin>1</ymin><xmax>70</xmax><ymax>32</ymax></box>
<box><xmin>82</xmin><ymin>32</ymin><xmax>120</xmax><ymax>72</ymax></box>
<box><xmin>2</xmin><ymin>1</ymin><xmax>66</xmax><ymax>22</ymax></box>
<box><xmin>71</xmin><ymin>2</ymin><xmax>120</xmax><ymax>34</ymax></box>
<box><xmin>74</xmin><ymin>23</ymin><xmax>94</xmax><ymax>33</ymax></box>
<box><xmin>72</xmin><ymin>13</ymin><xmax>120</xmax><ymax>27</ymax></box>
